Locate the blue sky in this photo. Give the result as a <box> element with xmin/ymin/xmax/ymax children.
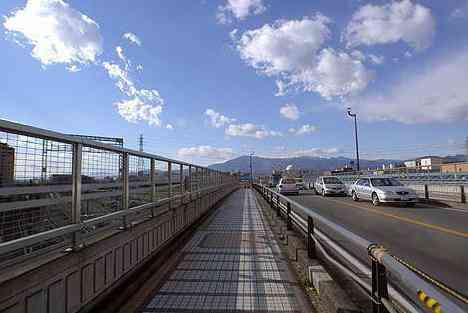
<box><xmin>1</xmin><ymin>0</ymin><xmax>468</xmax><ymax>165</ymax></box>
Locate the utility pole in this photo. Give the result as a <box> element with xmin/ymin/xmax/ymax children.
<box><xmin>249</xmin><ymin>152</ymin><xmax>255</xmax><ymax>186</ymax></box>
<box><xmin>347</xmin><ymin>108</ymin><xmax>360</xmax><ymax>172</ymax></box>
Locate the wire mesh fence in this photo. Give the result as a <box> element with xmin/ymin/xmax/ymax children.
<box><xmin>0</xmin><ymin>119</ymin><xmax>237</xmax><ymax>265</ymax></box>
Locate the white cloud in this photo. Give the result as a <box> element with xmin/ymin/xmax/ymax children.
<box><xmin>225</xmin><ymin>123</ymin><xmax>282</xmax><ymax>139</ymax></box>
<box><xmin>177</xmin><ymin>146</ymin><xmax>234</xmax><ymax>160</ymax></box>
<box><xmin>3</xmin><ymin>0</ymin><xmax>103</xmax><ymax>69</ymax></box>
<box><xmin>292</xmin><ymin>147</ymin><xmax>340</xmax><ymax>157</ymax></box>
<box><xmin>351</xmin><ymin>50</ymin><xmax>384</xmax><ymax>65</ymax></box>
<box><xmin>369</xmin><ymin>54</ymin><xmax>384</xmax><ymax>65</ymax></box>
<box><xmin>217</xmin><ymin>0</ymin><xmax>266</xmax><ymax>24</ymax></box>
<box><xmin>103</xmin><ymin>60</ymin><xmax>165</xmax><ymax>126</ymax></box>
<box><xmin>123</xmin><ymin>32</ymin><xmax>141</xmax><ymax>46</ymax></box>
<box><xmin>344</xmin><ymin>0</ymin><xmax>435</xmax><ymax>51</ymax></box>
<box><xmin>115</xmin><ymin>98</ymin><xmax>162</xmax><ymax>126</ymax></box>
<box><xmin>259</xmin><ymin>147</ymin><xmax>340</xmax><ymax>158</ymax></box>
<box><xmin>205</xmin><ymin>109</ymin><xmax>236</xmax><ymax>128</ymax></box>
<box><xmin>350</xmin><ymin>48</ymin><xmax>468</xmax><ymax>123</ymax></box>
<box><xmin>279</xmin><ymin>103</ymin><xmax>300</xmax><ymax>120</ymax></box>
<box><xmin>166</xmin><ymin>124</ymin><xmax>174</xmax><ymax>130</ymax></box>
<box><xmin>295</xmin><ymin>124</ymin><xmax>317</xmax><ymax>135</ymax></box>
<box><xmin>234</xmin><ymin>16</ymin><xmax>373</xmax><ymax>98</ymax></box>
<box><xmin>451</xmin><ymin>2</ymin><xmax>468</xmax><ymax>19</ymax></box>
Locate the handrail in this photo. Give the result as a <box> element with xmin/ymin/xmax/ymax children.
<box><xmin>0</xmin><ymin>183</ymin><xmax>235</xmax><ymax>256</ymax></box>
<box><xmin>254</xmin><ymin>183</ymin><xmax>467</xmax><ymax>313</ymax></box>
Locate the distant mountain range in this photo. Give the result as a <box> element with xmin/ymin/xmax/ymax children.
<box><xmin>208</xmin><ymin>155</ymin><xmax>400</xmax><ymax>175</ymax></box>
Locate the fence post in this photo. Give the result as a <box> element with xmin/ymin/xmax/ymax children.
<box><xmin>71</xmin><ymin>143</ymin><xmax>82</xmax><ymax>250</ymax></box>
<box><xmin>180</xmin><ymin>164</ymin><xmax>183</xmax><ymax>195</ymax></box>
<box><xmin>461</xmin><ymin>185</ymin><xmax>466</xmax><ymax>204</ymax></box>
<box><xmin>287</xmin><ymin>202</ymin><xmax>292</xmax><ymax>230</ymax></box>
<box><xmin>369</xmin><ymin>245</ymin><xmax>390</xmax><ymax>313</ymax></box>
<box><xmin>150</xmin><ymin>158</ymin><xmax>156</xmax><ymax>218</ymax></box>
<box><xmin>307</xmin><ymin>216</ymin><xmax>315</xmax><ymax>258</ymax></box>
<box><xmin>424</xmin><ymin>184</ymin><xmax>429</xmax><ymax>200</ymax></box>
<box><xmin>276</xmin><ymin>194</ymin><xmax>280</xmax><ymax>217</ymax></box>
<box><xmin>121</xmin><ymin>152</ymin><xmax>129</xmax><ymax>229</ymax></box>
<box><xmin>189</xmin><ymin>165</ymin><xmax>193</xmax><ymax>201</ymax></box>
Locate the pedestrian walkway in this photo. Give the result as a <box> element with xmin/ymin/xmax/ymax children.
<box><xmin>139</xmin><ymin>188</ymin><xmax>311</xmax><ymax>313</ymax></box>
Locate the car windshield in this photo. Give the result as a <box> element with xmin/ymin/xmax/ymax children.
<box><xmin>323</xmin><ymin>177</ymin><xmax>342</xmax><ymax>184</ymax></box>
<box><xmin>282</xmin><ymin>178</ymin><xmax>296</xmax><ymax>184</ymax></box>
<box><xmin>370</xmin><ymin>178</ymin><xmax>402</xmax><ymax>186</ymax></box>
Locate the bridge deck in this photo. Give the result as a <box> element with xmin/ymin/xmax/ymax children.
<box><xmin>138</xmin><ymin>189</ymin><xmax>311</xmax><ymax>313</ymax></box>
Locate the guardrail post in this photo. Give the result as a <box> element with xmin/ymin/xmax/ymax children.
<box><xmin>307</xmin><ymin>216</ymin><xmax>315</xmax><ymax>258</ymax></box>
<box><xmin>424</xmin><ymin>184</ymin><xmax>429</xmax><ymax>200</ymax></box>
<box><xmin>287</xmin><ymin>202</ymin><xmax>292</xmax><ymax>230</ymax></box>
<box><xmin>71</xmin><ymin>143</ymin><xmax>82</xmax><ymax>250</ymax></box>
<box><xmin>369</xmin><ymin>246</ymin><xmax>390</xmax><ymax>313</ymax></box>
<box><xmin>460</xmin><ymin>185</ymin><xmax>466</xmax><ymax>203</ymax></box>
<box><xmin>121</xmin><ymin>152</ymin><xmax>129</xmax><ymax>229</ymax></box>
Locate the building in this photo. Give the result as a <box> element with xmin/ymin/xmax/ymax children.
<box><xmin>440</xmin><ymin>162</ymin><xmax>468</xmax><ymax>173</ymax></box>
<box><xmin>404</xmin><ymin>156</ymin><xmax>447</xmax><ymax>171</ymax></box>
<box><xmin>0</xmin><ymin>143</ymin><xmax>15</xmax><ymax>186</ymax></box>
<box><xmin>420</xmin><ymin>156</ymin><xmax>446</xmax><ymax>170</ymax></box>
<box><xmin>404</xmin><ymin>160</ymin><xmax>418</xmax><ymax>168</ymax></box>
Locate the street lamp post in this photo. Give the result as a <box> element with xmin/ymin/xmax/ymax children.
<box><xmin>347</xmin><ymin>107</ymin><xmax>360</xmax><ymax>172</ymax></box>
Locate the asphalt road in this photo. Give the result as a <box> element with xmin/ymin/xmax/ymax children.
<box><xmin>285</xmin><ymin>190</ymin><xmax>468</xmax><ymax>295</ymax></box>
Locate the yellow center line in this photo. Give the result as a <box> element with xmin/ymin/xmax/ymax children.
<box><xmin>322</xmin><ymin>197</ymin><xmax>468</xmax><ymax>239</ymax></box>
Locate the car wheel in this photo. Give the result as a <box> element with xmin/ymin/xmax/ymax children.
<box><xmin>372</xmin><ymin>193</ymin><xmax>380</xmax><ymax>206</ymax></box>
<box><xmin>321</xmin><ymin>189</ymin><xmax>326</xmax><ymax>197</ymax></box>
<box><xmin>314</xmin><ymin>188</ymin><xmax>319</xmax><ymax>195</ymax></box>
<box><xmin>352</xmin><ymin>191</ymin><xmax>359</xmax><ymax>201</ymax></box>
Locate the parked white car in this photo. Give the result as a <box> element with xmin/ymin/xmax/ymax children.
<box><xmin>278</xmin><ymin>177</ymin><xmax>299</xmax><ymax>195</ymax></box>
<box><xmin>349</xmin><ymin>177</ymin><xmax>418</xmax><ymax>206</ymax></box>
<box><xmin>314</xmin><ymin>176</ymin><xmax>347</xmax><ymax>196</ymax></box>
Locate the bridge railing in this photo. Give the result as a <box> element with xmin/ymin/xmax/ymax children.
<box><xmin>254</xmin><ymin>184</ymin><xmax>467</xmax><ymax>313</ymax></box>
<box><xmin>0</xmin><ymin>118</ymin><xmax>237</xmax><ymax>265</ymax></box>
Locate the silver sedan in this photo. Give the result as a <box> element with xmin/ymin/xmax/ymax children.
<box><xmin>349</xmin><ymin>177</ymin><xmax>418</xmax><ymax>206</ymax></box>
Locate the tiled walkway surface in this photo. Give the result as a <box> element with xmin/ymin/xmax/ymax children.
<box><xmin>139</xmin><ymin>189</ymin><xmax>311</xmax><ymax>313</ymax></box>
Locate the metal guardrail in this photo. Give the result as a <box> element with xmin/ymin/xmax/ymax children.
<box><xmin>0</xmin><ymin>119</ymin><xmax>237</xmax><ymax>262</ymax></box>
<box><xmin>254</xmin><ymin>184</ymin><xmax>468</xmax><ymax>313</ymax></box>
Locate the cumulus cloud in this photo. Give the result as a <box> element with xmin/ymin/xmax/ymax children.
<box><xmin>166</xmin><ymin>124</ymin><xmax>174</xmax><ymax>130</ymax></box>
<box><xmin>225</xmin><ymin>123</ymin><xmax>282</xmax><ymax>139</ymax></box>
<box><xmin>234</xmin><ymin>16</ymin><xmax>373</xmax><ymax>98</ymax></box>
<box><xmin>344</xmin><ymin>0</ymin><xmax>435</xmax><ymax>51</ymax></box>
<box><xmin>279</xmin><ymin>103</ymin><xmax>300</xmax><ymax>120</ymax></box>
<box><xmin>260</xmin><ymin>147</ymin><xmax>340</xmax><ymax>158</ymax></box>
<box><xmin>295</xmin><ymin>124</ymin><xmax>318</xmax><ymax>135</ymax></box>
<box><xmin>102</xmin><ymin>60</ymin><xmax>164</xmax><ymax>126</ymax></box>
<box><xmin>292</xmin><ymin>147</ymin><xmax>340</xmax><ymax>157</ymax></box>
<box><xmin>205</xmin><ymin>109</ymin><xmax>236</xmax><ymax>128</ymax></box>
<box><xmin>177</xmin><ymin>146</ymin><xmax>234</xmax><ymax>160</ymax></box>
<box><xmin>451</xmin><ymin>2</ymin><xmax>468</xmax><ymax>19</ymax></box>
<box><xmin>3</xmin><ymin>0</ymin><xmax>103</xmax><ymax>70</ymax></box>
<box><xmin>217</xmin><ymin>0</ymin><xmax>266</xmax><ymax>24</ymax></box>
<box><xmin>115</xmin><ymin>98</ymin><xmax>162</xmax><ymax>126</ymax></box>
<box><xmin>350</xmin><ymin>48</ymin><xmax>468</xmax><ymax>123</ymax></box>
<box><xmin>123</xmin><ymin>32</ymin><xmax>141</xmax><ymax>46</ymax></box>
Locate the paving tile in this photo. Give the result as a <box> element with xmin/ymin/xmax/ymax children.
<box><xmin>140</xmin><ymin>189</ymin><xmax>308</xmax><ymax>313</ymax></box>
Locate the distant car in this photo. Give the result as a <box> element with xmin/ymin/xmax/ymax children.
<box><xmin>314</xmin><ymin>176</ymin><xmax>346</xmax><ymax>196</ymax></box>
<box><xmin>278</xmin><ymin>177</ymin><xmax>299</xmax><ymax>195</ymax></box>
<box><xmin>349</xmin><ymin>177</ymin><xmax>418</xmax><ymax>206</ymax></box>
<box><xmin>295</xmin><ymin>177</ymin><xmax>305</xmax><ymax>190</ymax></box>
